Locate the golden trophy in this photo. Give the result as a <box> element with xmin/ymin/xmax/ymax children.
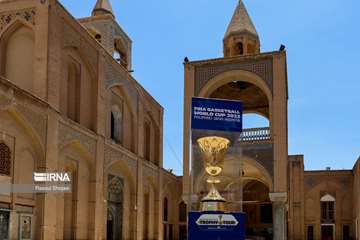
<box><xmin>197</xmin><ymin>136</ymin><xmax>230</xmax><ymax>211</ymax></box>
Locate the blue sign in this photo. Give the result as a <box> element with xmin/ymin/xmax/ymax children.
<box><xmin>188</xmin><ymin>211</ymin><xmax>246</xmax><ymax>240</ymax></box>
<box><xmin>191</xmin><ymin>97</ymin><xmax>243</xmax><ymax>132</ymax></box>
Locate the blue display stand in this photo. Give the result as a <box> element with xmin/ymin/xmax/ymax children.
<box><xmin>188</xmin><ymin>211</ymin><xmax>246</xmax><ymax>240</ymax></box>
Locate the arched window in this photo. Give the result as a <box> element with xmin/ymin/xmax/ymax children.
<box><xmin>110</xmin><ymin>107</ymin><xmax>123</xmax><ymax>144</ymax></box>
<box><xmin>163</xmin><ymin>197</ymin><xmax>168</xmax><ymax>222</ymax></box>
<box><xmin>67</xmin><ymin>61</ymin><xmax>80</xmax><ymax>123</ymax></box>
<box><xmin>94</xmin><ymin>34</ymin><xmax>102</xmax><ymax>43</ymax></box>
<box><xmin>237</xmin><ymin>42</ymin><xmax>244</xmax><ymax>55</ymax></box>
<box><xmin>321</xmin><ymin>194</ymin><xmax>335</xmax><ymax>222</ymax></box>
<box><xmin>154</xmin><ymin>129</ymin><xmax>160</xmax><ymax>166</ymax></box>
<box><xmin>111</xmin><ymin>112</ymin><xmax>115</xmax><ymax>140</ymax></box>
<box><xmin>144</xmin><ymin>121</ymin><xmax>151</xmax><ymax>161</ymax></box>
<box><xmin>0</xmin><ymin>143</ymin><xmax>11</xmax><ymax>176</ymax></box>
<box><xmin>179</xmin><ymin>202</ymin><xmax>187</xmax><ymax>222</ymax></box>
<box><xmin>1</xmin><ymin>25</ymin><xmax>34</xmax><ymax>92</ymax></box>
<box><xmin>107</xmin><ymin>175</ymin><xmax>124</xmax><ymax>239</ymax></box>
<box><xmin>114</xmin><ymin>41</ymin><xmax>128</xmax><ymax>68</ymax></box>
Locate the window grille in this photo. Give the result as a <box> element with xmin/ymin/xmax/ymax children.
<box><xmin>321</xmin><ymin>201</ymin><xmax>335</xmax><ymax>223</ymax></box>
<box><xmin>0</xmin><ymin>143</ymin><xmax>11</xmax><ymax>176</ymax></box>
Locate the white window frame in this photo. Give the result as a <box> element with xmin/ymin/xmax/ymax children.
<box><xmin>18</xmin><ymin>213</ymin><xmax>32</xmax><ymax>240</ymax></box>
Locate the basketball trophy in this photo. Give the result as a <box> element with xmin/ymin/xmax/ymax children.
<box><xmin>197</xmin><ymin>136</ymin><xmax>230</xmax><ymax>211</ymax></box>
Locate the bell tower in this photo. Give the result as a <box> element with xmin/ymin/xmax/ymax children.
<box><xmin>223</xmin><ymin>0</ymin><xmax>260</xmax><ymax>57</ymax></box>
<box><xmin>92</xmin><ymin>0</ymin><xmax>115</xmax><ymax>18</ymax></box>
<box><xmin>183</xmin><ymin>1</ymin><xmax>289</xmax><ymax>239</ymax></box>
<box><xmin>78</xmin><ymin>0</ymin><xmax>132</xmax><ymax>70</ymax></box>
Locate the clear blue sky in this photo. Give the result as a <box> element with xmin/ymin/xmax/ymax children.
<box><xmin>60</xmin><ymin>0</ymin><xmax>360</xmax><ymax>175</ymax></box>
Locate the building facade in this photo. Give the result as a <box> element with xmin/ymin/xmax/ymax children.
<box><xmin>0</xmin><ymin>0</ymin><xmax>359</xmax><ymax>240</ymax></box>
<box><xmin>182</xmin><ymin>1</ymin><xmax>360</xmax><ymax>240</ymax></box>
<box><xmin>0</xmin><ymin>0</ymin><xmax>184</xmax><ymax>239</ymax></box>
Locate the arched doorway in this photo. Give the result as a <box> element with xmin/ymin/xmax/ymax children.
<box><xmin>107</xmin><ymin>174</ymin><xmax>124</xmax><ymax>240</ymax></box>
<box><xmin>243</xmin><ymin>180</ymin><xmax>273</xmax><ymax>240</ymax></box>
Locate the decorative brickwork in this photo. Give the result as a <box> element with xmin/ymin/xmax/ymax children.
<box><xmin>305</xmin><ymin>174</ymin><xmax>352</xmax><ymax>188</ymax></box>
<box><xmin>143</xmin><ymin>160</ymin><xmax>159</xmax><ymax>179</ymax></box>
<box><xmin>194</xmin><ymin>57</ymin><xmax>273</xmax><ymax>95</ymax></box>
<box><xmin>104</xmin><ymin>143</ymin><xmax>137</xmax><ymax>172</ymax></box>
<box><xmin>0</xmin><ymin>8</ymin><xmax>36</xmax><ymax>32</ymax></box>
<box><xmin>104</xmin><ymin>58</ymin><xmax>128</xmax><ymax>88</ymax></box>
<box><xmin>104</xmin><ymin>57</ymin><xmax>138</xmax><ymax>109</ymax></box>
<box><xmin>58</xmin><ymin>122</ymin><xmax>97</xmax><ymax>157</ymax></box>
<box><xmin>16</xmin><ymin>101</ymin><xmax>47</xmax><ymax>145</ymax></box>
<box><xmin>60</xmin><ymin>14</ymin><xmax>98</xmax><ymax>72</ymax></box>
<box><xmin>0</xmin><ymin>85</ymin><xmax>47</xmax><ymax>145</ymax></box>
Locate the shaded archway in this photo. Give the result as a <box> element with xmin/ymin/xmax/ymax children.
<box><xmin>107</xmin><ymin>174</ymin><xmax>124</xmax><ymax>240</ymax></box>
<box><xmin>108</xmin><ymin>85</ymin><xmax>137</xmax><ymax>152</ymax></box>
<box><xmin>162</xmin><ymin>185</ymin><xmax>177</xmax><ymax>240</ymax></box>
<box><xmin>105</xmin><ymin>160</ymin><xmax>136</xmax><ymax>240</ymax></box>
<box><xmin>0</xmin><ymin>107</ymin><xmax>45</xmax><ymax>239</ymax></box>
<box><xmin>59</xmin><ymin>140</ymin><xmax>94</xmax><ymax>240</ymax></box>
<box><xmin>60</xmin><ymin>47</ymin><xmax>97</xmax><ymax>131</ymax></box>
<box><xmin>243</xmin><ymin>180</ymin><xmax>273</xmax><ymax>239</ymax></box>
<box><xmin>0</xmin><ymin>21</ymin><xmax>35</xmax><ymax>92</ymax></box>
<box><xmin>142</xmin><ymin>176</ymin><xmax>160</xmax><ymax>240</ymax></box>
<box><xmin>198</xmin><ymin>70</ymin><xmax>272</xmax><ymax>119</ymax></box>
<box><xmin>209</xmin><ymin>81</ymin><xmax>269</xmax><ymax>118</ymax></box>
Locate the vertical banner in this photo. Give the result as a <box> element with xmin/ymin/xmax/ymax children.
<box><xmin>189</xmin><ymin>97</ymin><xmax>245</xmax><ymax>239</ymax></box>
<box><xmin>190</xmin><ymin>97</ymin><xmax>243</xmax><ymax>210</ymax></box>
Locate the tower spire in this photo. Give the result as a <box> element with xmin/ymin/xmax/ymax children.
<box><xmin>225</xmin><ymin>0</ymin><xmax>258</xmax><ymax>39</ymax></box>
<box><xmin>92</xmin><ymin>0</ymin><xmax>114</xmax><ymax>18</ymax></box>
<box><xmin>223</xmin><ymin>0</ymin><xmax>260</xmax><ymax>57</ymax></box>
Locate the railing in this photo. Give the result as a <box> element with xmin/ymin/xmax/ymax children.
<box><xmin>240</xmin><ymin>127</ymin><xmax>271</xmax><ymax>143</ymax></box>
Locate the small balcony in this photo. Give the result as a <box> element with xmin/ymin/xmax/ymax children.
<box><xmin>240</xmin><ymin>127</ymin><xmax>271</xmax><ymax>143</ymax></box>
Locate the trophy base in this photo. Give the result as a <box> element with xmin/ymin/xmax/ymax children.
<box><xmin>200</xmin><ymin>200</ymin><xmax>226</xmax><ymax>212</ymax></box>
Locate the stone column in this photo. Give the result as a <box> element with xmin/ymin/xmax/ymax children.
<box><xmin>270</xmin><ymin>192</ymin><xmax>287</xmax><ymax>240</ymax></box>
<box><xmin>157</xmin><ymin>173</ymin><xmax>163</xmax><ymax>240</ymax></box>
<box><xmin>136</xmin><ymin>159</ymin><xmax>144</xmax><ymax>240</ymax></box>
<box><xmin>90</xmin><ymin>137</ymin><xmax>105</xmax><ymax>240</ymax></box>
<box><xmin>182</xmin><ymin>64</ymin><xmax>195</xmax><ymax>213</ymax></box>
<box><xmin>9</xmin><ymin>210</ymin><xmax>18</xmax><ymax>240</ymax></box>
<box><xmin>39</xmin><ymin>110</ymin><xmax>59</xmax><ymax>240</ymax></box>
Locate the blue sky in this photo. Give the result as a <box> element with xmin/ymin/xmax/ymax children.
<box><xmin>59</xmin><ymin>0</ymin><xmax>360</xmax><ymax>175</ymax></box>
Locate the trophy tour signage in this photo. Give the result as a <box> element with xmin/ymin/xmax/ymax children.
<box><xmin>189</xmin><ymin>97</ymin><xmax>245</xmax><ymax>240</ymax></box>
<box><xmin>191</xmin><ymin>97</ymin><xmax>242</xmax><ymax>132</ymax></box>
